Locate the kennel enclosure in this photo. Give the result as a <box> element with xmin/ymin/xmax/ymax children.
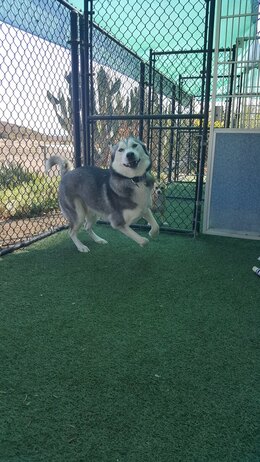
<box><xmin>0</xmin><ymin>0</ymin><xmax>259</xmax><ymax>253</ymax></box>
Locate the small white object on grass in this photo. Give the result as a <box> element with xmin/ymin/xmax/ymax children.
<box><xmin>252</xmin><ymin>266</ymin><xmax>260</xmax><ymax>277</ymax></box>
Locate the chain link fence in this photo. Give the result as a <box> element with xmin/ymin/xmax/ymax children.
<box><xmin>1</xmin><ymin>0</ymin><xmax>211</xmax><ymax>254</ymax></box>
<box><xmin>0</xmin><ymin>1</ymin><xmax>76</xmax><ymax>253</ymax></box>
<box><xmin>84</xmin><ymin>0</ymin><xmax>213</xmax><ymax>234</ymax></box>
<box><xmin>5</xmin><ymin>0</ymin><xmax>257</xmax><ymax>252</ymax></box>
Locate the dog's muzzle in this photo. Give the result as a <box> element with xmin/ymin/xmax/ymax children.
<box><xmin>124</xmin><ymin>152</ymin><xmax>140</xmax><ymax>169</ymax></box>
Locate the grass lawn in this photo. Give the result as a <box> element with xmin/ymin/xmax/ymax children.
<box><xmin>0</xmin><ymin>226</ymin><xmax>259</xmax><ymax>461</ymax></box>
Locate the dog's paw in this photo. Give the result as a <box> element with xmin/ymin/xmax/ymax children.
<box><xmin>149</xmin><ymin>225</ymin><xmax>160</xmax><ymax>239</ymax></box>
<box><xmin>96</xmin><ymin>238</ymin><xmax>108</xmax><ymax>245</ymax></box>
<box><xmin>139</xmin><ymin>237</ymin><xmax>149</xmax><ymax>247</ymax></box>
<box><xmin>77</xmin><ymin>244</ymin><xmax>90</xmax><ymax>253</ymax></box>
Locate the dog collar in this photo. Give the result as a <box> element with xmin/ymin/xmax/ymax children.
<box><xmin>110</xmin><ymin>167</ymin><xmax>151</xmax><ymax>185</ymax></box>
<box><xmin>131</xmin><ymin>173</ymin><xmax>147</xmax><ymax>185</ymax></box>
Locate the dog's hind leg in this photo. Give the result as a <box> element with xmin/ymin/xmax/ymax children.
<box><xmin>62</xmin><ymin>199</ymin><xmax>90</xmax><ymax>252</ymax></box>
<box><xmin>69</xmin><ymin>225</ymin><xmax>90</xmax><ymax>252</ymax></box>
<box><xmin>83</xmin><ymin>211</ymin><xmax>108</xmax><ymax>245</ymax></box>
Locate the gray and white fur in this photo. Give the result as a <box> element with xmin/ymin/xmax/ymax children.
<box><xmin>45</xmin><ymin>137</ymin><xmax>159</xmax><ymax>252</ymax></box>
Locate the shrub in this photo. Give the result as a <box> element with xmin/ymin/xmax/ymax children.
<box><xmin>0</xmin><ymin>163</ymin><xmax>36</xmax><ymax>189</ymax></box>
<box><xmin>0</xmin><ymin>163</ymin><xmax>59</xmax><ymax>219</ymax></box>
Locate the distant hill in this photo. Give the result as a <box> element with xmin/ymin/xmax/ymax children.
<box><xmin>0</xmin><ymin>121</ymin><xmax>70</xmax><ymax>143</ymax></box>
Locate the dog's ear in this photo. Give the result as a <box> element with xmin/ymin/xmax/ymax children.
<box><xmin>109</xmin><ymin>143</ymin><xmax>118</xmax><ymax>162</ymax></box>
<box><xmin>138</xmin><ymin>139</ymin><xmax>150</xmax><ymax>157</ymax></box>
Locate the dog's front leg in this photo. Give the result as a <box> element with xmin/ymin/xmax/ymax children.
<box><xmin>142</xmin><ymin>208</ymin><xmax>160</xmax><ymax>238</ymax></box>
<box><xmin>117</xmin><ymin>225</ymin><xmax>149</xmax><ymax>247</ymax></box>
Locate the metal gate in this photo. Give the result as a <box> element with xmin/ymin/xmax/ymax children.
<box><xmin>80</xmin><ymin>0</ymin><xmax>215</xmax><ymax>235</ymax></box>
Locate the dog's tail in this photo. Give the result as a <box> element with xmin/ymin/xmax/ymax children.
<box><xmin>45</xmin><ymin>155</ymin><xmax>73</xmax><ymax>176</ymax></box>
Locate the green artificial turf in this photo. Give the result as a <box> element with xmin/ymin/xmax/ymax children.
<box><xmin>0</xmin><ymin>226</ymin><xmax>260</xmax><ymax>461</ymax></box>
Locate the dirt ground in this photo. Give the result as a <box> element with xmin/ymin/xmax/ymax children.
<box><xmin>0</xmin><ymin>130</ymin><xmax>72</xmax><ymax>251</ymax></box>
<box><xmin>0</xmin><ymin>212</ymin><xmax>67</xmax><ymax>250</ymax></box>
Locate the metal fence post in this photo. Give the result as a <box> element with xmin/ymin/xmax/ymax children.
<box><xmin>147</xmin><ymin>49</ymin><xmax>154</xmax><ymax>150</ymax></box>
<box><xmin>167</xmin><ymin>84</ymin><xmax>176</xmax><ymax>183</ymax></box>
<box><xmin>79</xmin><ymin>15</ymin><xmax>87</xmax><ymax>166</ymax></box>
<box><xmin>82</xmin><ymin>0</ymin><xmax>93</xmax><ymax>166</ymax></box>
<box><xmin>226</xmin><ymin>44</ymin><xmax>236</xmax><ymax>128</ymax></box>
<box><xmin>139</xmin><ymin>62</ymin><xmax>145</xmax><ymax>141</ymax></box>
<box><xmin>70</xmin><ymin>11</ymin><xmax>81</xmax><ymax>168</ymax></box>
<box><xmin>157</xmin><ymin>75</ymin><xmax>163</xmax><ymax>179</ymax></box>
<box><xmin>194</xmin><ymin>0</ymin><xmax>216</xmax><ymax>234</ymax></box>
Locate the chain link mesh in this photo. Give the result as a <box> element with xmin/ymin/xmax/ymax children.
<box><xmin>1</xmin><ymin>0</ymin><xmax>211</xmax><ymax>251</ymax></box>
<box><xmin>0</xmin><ymin>0</ymin><xmax>210</xmax><ymax>253</ymax></box>
<box><xmin>0</xmin><ymin>1</ymin><xmax>74</xmax><ymax>251</ymax></box>
<box><xmin>1</xmin><ymin>0</ymin><xmax>258</xmax><ymax>251</ymax></box>
<box><xmin>88</xmin><ymin>0</ymin><xmax>209</xmax><ymax>231</ymax></box>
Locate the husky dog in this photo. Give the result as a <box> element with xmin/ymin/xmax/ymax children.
<box><xmin>46</xmin><ymin>137</ymin><xmax>159</xmax><ymax>252</ymax></box>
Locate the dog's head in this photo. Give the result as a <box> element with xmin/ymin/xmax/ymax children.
<box><xmin>110</xmin><ymin>137</ymin><xmax>151</xmax><ymax>178</ymax></box>
<box><xmin>152</xmin><ymin>182</ymin><xmax>166</xmax><ymax>213</ymax></box>
<box><xmin>153</xmin><ymin>182</ymin><xmax>165</xmax><ymax>197</ymax></box>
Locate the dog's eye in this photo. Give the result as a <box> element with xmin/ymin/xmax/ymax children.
<box><xmin>132</xmin><ymin>144</ymin><xmax>138</xmax><ymax>148</ymax></box>
<box><xmin>118</xmin><ymin>148</ymin><xmax>124</xmax><ymax>152</ymax></box>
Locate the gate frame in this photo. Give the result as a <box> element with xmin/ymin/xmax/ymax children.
<box><xmin>79</xmin><ymin>0</ymin><xmax>216</xmax><ymax>236</ymax></box>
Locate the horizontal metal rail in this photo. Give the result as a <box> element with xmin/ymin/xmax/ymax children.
<box><xmin>88</xmin><ymin>114</ymin><xmax>204</xmax><ymax>122</ymax></box>
<box><xmin>221</xmin><ymin>13</ymin><xmax>259</xmax><ymax>20</ymax></box>
<box><xmin>219</xmin><ymin>60</ymin><xmax>260</xmax><ymax>66</ymax></box>
<box><xmin>216</xmin><ymin>92</ymin><xmax>260</xmax><ymax>98</ymax></box>
<box><xmin>153</xmin><ymin>47</ymin><xmax>231</xmax><ymax>56</ymax></box>
<box><xmin>150</xmin><ymin>126</ymin><xmax>203</xmax><ymax>131</ymax></box>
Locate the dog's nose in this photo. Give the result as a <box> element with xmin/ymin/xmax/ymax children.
<box><xmin>126</xmin><ymin>151</ymin><xmax>135</xmax><ymax>160</ymax></box>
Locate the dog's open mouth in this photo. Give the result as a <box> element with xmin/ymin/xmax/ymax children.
<box><xmin>123</xmin><ymin>159</ymin><xmax>140</xmax><ymax>169</ymax></box>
